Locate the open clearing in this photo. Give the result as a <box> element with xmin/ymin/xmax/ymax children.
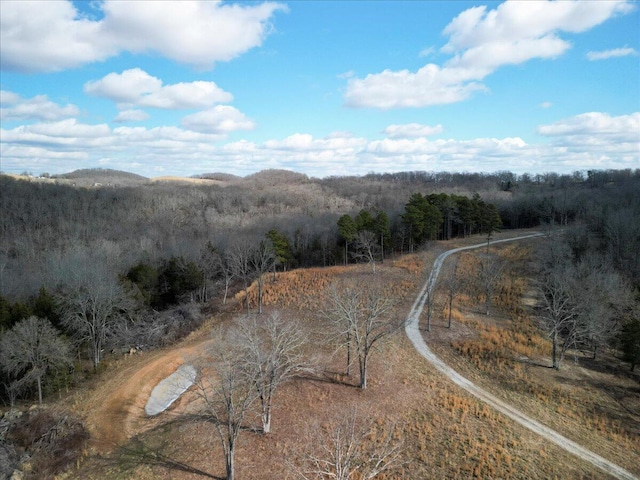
<box><xmin>69</xmin><ymin>230</ymin><xmax>640</xmax><ymax>479</ymax></box>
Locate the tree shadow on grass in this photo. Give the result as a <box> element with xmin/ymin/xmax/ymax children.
<box><xmin>102</xmin><ymin>416</ymin><xmax>223</xmax><ymax>479</ymax></box>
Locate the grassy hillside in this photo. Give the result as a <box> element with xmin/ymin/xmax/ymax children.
<box><xmin>60</xmin><ymin>233</ymin><xmax>639</xmax><ymax>479</ymax></box>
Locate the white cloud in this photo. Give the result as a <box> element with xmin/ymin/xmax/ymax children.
<box><xmin>539</xmin><ymin>101</ymin><xmax>553</xmax><ymax>109</ymax></box>
<box><xmin>0</xmin><ymin>0</ymin><xmax>286</xmax><ymax>73</ymax></box>
<box><xmin>586</xmin><ymin>47</ymin><xmax>638</xmax><ymax>61</ymax></box>
<box><xmin>114</xmin><ymin>109</ymin><xmax>150</xmax><ymax>123</ymax></box>
<box><xmin>345</xmin><ymin>0</ymin><xmax>632</xmax><ymax>109</ymax></box>
<box><xmin>0</xmin><ymin>1</ymin><xmax>112</xmax><ymax>73</ymax></box>
<box><xmin>84</xmin><ymin>68</ymin><xmax>233</xmax><ymax>109</ymax></box>
<box><xmin>264</xmin><ymin>133</ymin><xmax>367</xmax><ymax>152</ymax></box>
<box><xmin>419</xmin><ymin>47</ymin><xmax>436</xmax><ymax>58</ymax></box>
<box><xmin>345</xmin><ymin>65</ymin><xmax>487</xmax><ymax>109</ymax></box>
<box><xmin>383</xmin><ymin>123</ymin><xmax>444</xmax><ymax>139</ymax></box>
<box><xmin>537</xmin><ymin>112</ymin><xmax>640</xmax><ymax>144</ymax></box>
<box><xmin>1</xmin><ymin>112</ymin><xmax>637</xmax><ymax>178</ymax></box>
<box><xmin>0</xmin><ymin>90</ymin><xmax>79</xmax><ymax>121</ymax></box>
<box><xmin>181</xmin><ymin>106</ymin><xmax>256</xmax><ymax>134</ymax></box>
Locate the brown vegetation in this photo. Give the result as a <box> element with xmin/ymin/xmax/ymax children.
<box><xmin>57</xmin><ymin>232</ymin><xmax>639</xmax><ymax>479</ymax></box>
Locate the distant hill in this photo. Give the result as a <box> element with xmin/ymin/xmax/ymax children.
<box><xmin>243</xmin><ymin>169</ymin><xmax>310</xmax><ymax>186</ymax></box>
<box><xmin>53</xmin><ymin>168</ymin><xmax>149</xmax><ymax>187</ymax></box>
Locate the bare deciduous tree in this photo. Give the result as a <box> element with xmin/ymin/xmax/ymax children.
<box><xmin>476</xmin><ymin>252</ymin><xmax>505</xmax><ymax>316</ymax></box>
<box><xmin>250</xmin><ymin>240</ymin><xmax>275</xmax><ymax>314</ymax></box>
<box><xmin>539</xmin><ymin>264</ymin><xmax>580</xmax><ymax>369</ymax></box>
<box><xmin>228</xmin><ymin>241</ymin><xmax>254</xmax><ymax>315</ymax></box>
<box><xmin>235</xmin><ymin>312</ymin><xmax>308</xmax><ymax>434</ymax></box>
<box><xmin>323</xmin><ymin>281</ymin><xmax>401</xmax><ymax>389</ymax></box>
<box><xmin>196</xmin><ymin>351</ymin><xmax>258</xmax><ymax>480</ymax></box>
<box><xmin>58</xmin><ymin>275</ymin><xmax>134</xmax><ymax>368</ymax></box>
<box><xmin>576</xmin><ymin>259</ymin><xmax>630</xmax><ymax>359</ymax></box>
<box><xmin>294</xmin><ymin>410</ymin><xmax>403</xmax><ymax>480</ymax></box>
<box><xmin>199</xmin><ymin>242</ymin><xmax>222</xmax><ymax>303</ymax></box>
<box><xmin>217</xmin><ymin>248</ymin><xmax>236</xmax><ymax>305</ymax></box>
<box><xmin>442</xmin><ymin>257</ymin><xmax>461</xmax><ymax>329</ymax></box>
<box><xmin>0</xmin><ymin>316</ymin><xmax>71</xmax><ymax>404</ymax></box>
<box><xmin>352</xmin><ymin>231</ymin><xmax>380</xmax><ymax>274</ymax></box>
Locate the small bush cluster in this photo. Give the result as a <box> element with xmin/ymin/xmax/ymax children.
<box><xmin>5</xmin><ymin>408</ymin><xmax>89</xmax><ymax>479</ymax></box>
<box><xmin>113</xmin><ymin>302</ymin><xmax>203</xmax><ymax>350</ymax></box>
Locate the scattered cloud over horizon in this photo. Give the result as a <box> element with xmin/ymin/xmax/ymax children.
<box><xmin>181</xmin><ymin>105</ymin><xmax>256</xmax><ymax>134</ymax></box>
<box><xmin>537</xmin><ymin>112</ymin><xmax>639</xmax><ymax>143</ymax></box>
<box><xmin>2</xmin><ymin>111</ymin><xmax>637</xmax><ymax>178</ymax></box>
<box><xmin>383</xmin><ymin>123</ymin><xmax>444</xmax><ymax>139</ymax></box>
<box><xmin>586</xmin><ymin>47</ymin><xmax>638</xmax><ymax>61</ymax></box>
<box><xmin>345</xmin><ymin>1</ymin><xmax>633</xmax><ymax>109</ymax></box>
<box><xmin>0</xmin><ymin>0</ymin><xmax>287</xmax><ymax>72</ymax></box>
<box><xmin>1</xmin><ymin>91</ymin><xmax>79</xmax><ymax>122</ymax></box>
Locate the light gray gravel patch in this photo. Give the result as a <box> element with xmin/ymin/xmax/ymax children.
<box><xmin>145</xmin><ymin>364</ymin><xmax>197</xmax><ymax>416</ymax></box>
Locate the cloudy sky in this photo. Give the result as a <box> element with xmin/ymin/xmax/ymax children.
<box><xmin>1</xmin><ymin>0</ymin><xmax>638</xmax><ymax>178</ymax></box>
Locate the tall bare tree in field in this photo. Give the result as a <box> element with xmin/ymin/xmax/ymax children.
<box><xmin>442</xmin><ymin>258</ymin><xmax>461</xmax><ymax>329</ymax></box>
<box><xmin>323</xmin><ymin>281</ymin><xmax>401</xmax><ymax>389</ymax></box>
<box><xmin>352</xmin><ymin>230</ymin><xmax>380</xmax><ymax>274</ymax></box>
<box><xmin>295</xmin><ymin>409</ymin><xmax>403</xmax><ymax>480</ymax></box>
<box><xmin>0</xmin><ymin>316</ymin><xmax>71</xmax><ymax>404</ymax></box>
<box><xmin>539</xmin><ymin>264</ymin><xmax>580</xmax><ymax>369</ymax></box>
<box><xmin>235</xmin><ymin>312</ymin><xmax>308</xmax><ymax>434</ymax></box>
<box><xmin>476</xmin><ymin>252</ymin><xmax>505</xmax><ymax>316</ymax></box>
<box><xmin>196</xmin><ymin>350</ymin><xmax>258</xmax><ymax>480</ymax></box>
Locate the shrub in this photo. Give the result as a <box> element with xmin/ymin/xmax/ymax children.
<box><xmin>7</xmin><ymin>409</ymin><xmax>89</xmax><ymax>479</ymax></box>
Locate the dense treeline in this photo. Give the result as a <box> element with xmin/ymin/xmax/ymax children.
<box><xmin>1</xmin><ymin>168</ymin><xmax>639</xmax><ymax>404</ymax></box>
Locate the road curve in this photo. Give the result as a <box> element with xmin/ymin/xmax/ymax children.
<box><xmin>405</xmin><ymin>233</ymin><xmax>638</xmax><ymax>480</ymax></box>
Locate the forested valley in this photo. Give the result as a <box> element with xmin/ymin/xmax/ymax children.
<box><xmin>1</xmin><ymin>167</ymin><xmax>639</xmax><ymax>479</ymax></box>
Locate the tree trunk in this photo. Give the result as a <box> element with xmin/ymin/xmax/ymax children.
<box><xmin>37</xmin><ymin>375</ymin><xmax>43</xmax><ymax>405</ymax></box>
<box><xmin>244</xmin><ymin>279</ymin><xmax>250</xmax><ymax>315</ymax></box>
<box><xmin>223</xmin><ymin>280</ymin><xmax>229</xmax><ymax>305</ymax></box>
<box><xmin>262</xmin><ymin>411</ymin><xmax>271</xmax><ymax>434</ymax></box>
<box><xmin>345</xmin><ymin>331</ymin><xmax>351</xmax><ymax>377</ymax></box>
<box><xmin>226</xmin><ymin>443</ymin><xmax>235</xmax><ymax>480</ymax></box>
<box><xmin>552</xmin><ymin>330</ymin><xmax>559</xmax><ymax>369</ymax></box>
<box><xmin>258</xmin><ymin>275</ymin><xmax>263</xmax><ymax>314</ymax></box>
<box><xmin>359</xmin><ymin>356</ymin><xmax>367</xmax><ymax>389</ymax></box>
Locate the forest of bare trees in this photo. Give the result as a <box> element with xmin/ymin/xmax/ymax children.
<box><xmin>1</xmin><ymin>167</ymin><xmax>639</xmax><ymax>405</ymax></box>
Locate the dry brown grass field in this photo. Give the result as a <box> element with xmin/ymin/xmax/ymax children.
<box><xmin>59</xmin><ymin>231</ymin><xmax>639</xmax><ymax>479</ymax></box>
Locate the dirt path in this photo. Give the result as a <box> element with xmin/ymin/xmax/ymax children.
<box><xmin>405</xmin><ymin>234</ymin><xmax>638</xmax><ymax>480</ymax></box>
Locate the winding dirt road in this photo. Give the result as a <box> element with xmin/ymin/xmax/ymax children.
<box><xmin>405</xmin><ymin>233</ymin><xmax>638</xmax><ymax>480</ymax></box>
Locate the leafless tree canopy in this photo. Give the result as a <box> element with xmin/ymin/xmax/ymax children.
<box><xmin>195</xmin><ymin>349</ymin><xmax>259</xmax><ymax>480</ymax></box>
<box><xmin>294</xmin><ymin>409</ymin><xmax>404</xmax><ymax>480</ymax></box>
<box><xmin>234</xmin><ymin>312</ymin><xmax>309</xmax><ymax>434</ymax></box>
<box><xmin>536</xmin><ymin>237</ymin><xmax>633</xmax><ymax>369</ymax></box>
<box><xmin>0</xmin><ymin>316</ymin><xmax>71</xmax><ymax>404</ymax></box>
<box><xmin>476</xmin><ymin>252</ymin><xmax>506</xmax><ymax>316</ymax></box>
<box><xmin>322</xmin><ymin>281</ymin><xmax>402</xmax><ymax>389</ymax></box>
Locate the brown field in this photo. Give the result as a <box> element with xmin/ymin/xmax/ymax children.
<box><xmin>149</xmin><ymin>176</ymin><xmax>226</xmax><ymax>185</ymax></box>
<box><xmin>59</xmin><ymin>232</ymin><xmax>639</xmax><ymax>479</ymax></box>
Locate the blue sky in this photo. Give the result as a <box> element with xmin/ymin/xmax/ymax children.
<box><xmin>1</xmin><ymin>0</ymin><xmax>638</xmax><ymax>178</ymax></box>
